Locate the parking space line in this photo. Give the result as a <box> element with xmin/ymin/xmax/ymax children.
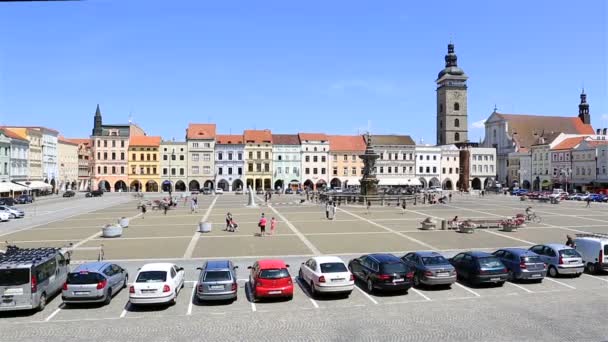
<box><xmin>183</xmin><ymin>196</ymin><xmax>218</xmax><ymax>259</ymax></box>
<box><xmin>294</xmin><ymin>277</ymin><xmax>319</xmax><ymax>309</ymax></box>
<box><xmin>354</xmin><ymin>286</ymin><xmax>378</xmax><ymax>304</ymax></box>
<box><xmin>454</xmin><ymin>282</ymin><xmax>481</xmax><ymax>297</ymax></box>
<box><xmin>506</xmin><ymin>281</ymin><xmax>534</xmax><ymax>293</ymax></box>
<box><xmin>120</xmin><ymin>308</ymin><xmax>128</xmax><ymax>318</ymax></box>
<box><xmin>246</xmin><ymin>283</ymin><xmax>256</xmax><ymax>312</ymax></box>
<box><xmin>544</xmin><ymin>277</ymin><xmax>576</xmax><ymax>290</ymax></box>
<box><xmin>45</xmin><ymin>304</ymin><xmax>64</xmax><ymax>322</ymax></box>
<box><xmin>337</xmin><ymin>207</ymin><xmax>438</xmax><ymax>250</ymax></box>
<box><xmin>265</xmin><ymin>202</ymin><xmax>322</xmax><ymax>256</ymax></box>
<box><xmin>187</xmin><ymin>285</ymin><xmax>196</xmax><ymax>315</ymax></box>
<box><xmin>481</xmin><ymin>230</ymin><xmax>536</xmax><ymax>245</ymax></box>
<box><xmin>582</xmin><ymin>274</ymin><xmax>608</xmax><ymax>283</ymax></box>
<box><xmin>410</xmin><ymin>288</ymin><xmax>431</xmax><ymax>301</ymax></box>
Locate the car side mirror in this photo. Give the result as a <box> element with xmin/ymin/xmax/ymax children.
<box><xmin>178</xmin><ymin>267</ymin><xmax>184</xmax><ymax>272</ymax></box>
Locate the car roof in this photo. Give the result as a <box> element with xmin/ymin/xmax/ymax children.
<box><xmin>368</xmin><ymin>253</ymin><xmax>401</xmax><ymax>262</ymax></box>
<box><xmin>73</xmin><ymin>262</ymin><xmax>111</xmax><ymax>273</ymax></box>
<box><xmin>466</xmin><ymin>251</ymin><xmax>493</xmax><ymax>258</ymax></box>
<box><xmin>205</xmin><ymin>260</ymin><xmax>232</xmax><ymax>270</ymax></box>
<box><xmin>542</xmin><ymin>244</ymin><xmax>570</xmax><ymax>250</ymax></box>
<box><xmin>257</xmin><ymin>259</ymin><xmax>287</xmax><ymax>269</ymax></box>
<box><xmin>140</xmin><ymin>263</ymin><xmax>175</xmax><ymax>272</ymax></box>
<box><xmin>311</xmin><ymin>256</ymin><xmax>345</xmax><ymax>264</ymax></box>
<box><xmin>499</xmin><ymin>248</ymin><xmax>537</xmax><ymax>256</ymax></box>
<box><xmin>410</xmin><ymin>251</ymin><xmax>442</xmax><ymax>257</ymax></box>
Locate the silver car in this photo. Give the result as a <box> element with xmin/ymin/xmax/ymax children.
<box><xmin>195</xmin><ymin>260</ymin><xmax>238</xmax><ymax>302</ymax></box>
<box><xmin>62</xmin><ymin>262</ymin><xmax>128</xmax><ymax>305</ymax></box>
<box><xmin>529</xmin><ymin>244</ymin><xmax>584</xmax><ymax>277</ymax></box>
<box><xmin>0</xmin><ymin>205</ymin><xmax>24</xmax><ymax>219</ymax></box>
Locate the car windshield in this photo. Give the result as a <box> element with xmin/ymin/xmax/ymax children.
<box><xmin>320</xmin><ymin>262</ymin><xmax>348</xmax><ymax>273</ymax></box>
<box><xmin>559</xmin><ymin>249</ymin><xmax>581</xmax><ymax>258</ymax></box>
<box><xmin>0</xmin><ymin>268</ymin><xmax>30</xmax><ymax>286</ymax></box>
<box><xmin>478</xmin><ymin>257</ymin><xmax>503</xmax><ymax>268</ymax></box>
<box><xmin>421</xmin><ymin>256</ymin><xmax>449</xmax><ymax>265</ymax></box>
<box><xmin>136</xmin><ymin>271</ymin><xmax>167</xmax><ymax>283</ymax></box>
<box><xmin>521</xmin><ymin>256</ymin><xmax>542</xmax><ymax>264</ymax></box>
<box><xmin>203</xmin><ymin>271</ymin><xmax>231</xmax><ymax>282</ymax></box>
<box><xmin>259</xmin><ymin>268</ymin><xmax>289</xmax><ymax>279</ymax></box>
<box><xmin>380</xmin><ymin>262</ymin><xmax>407</xmax><ymax>273</ymax></box>
<box><xmin>67</xmin><ymin>272</ymin><xmax>105</xmax><ymax>284</ymax></box>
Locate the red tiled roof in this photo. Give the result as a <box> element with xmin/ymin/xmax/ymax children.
<box><xmin>216</xmin><ymin>134</ymin><xmax>244</xmax><ymax>144</ymax></box>
<box><xmin>244</xmin><ymin>130</ymin><xmax>272</xmax><ymax>143</ymax></box>
<box><xmin>129</xmin><ymin>136</ymin><xmax>161</xmax><ymax>147</ymax></box>
<box><xmin>3</xmin><ymin>126</ymin><xmax>59</xmax><ymax>134</ymax></box>
<box><xmin>298</xmin><ymin>133</ymin><xmax>328</xmax><ymax>141</ymax></box>
<box><xmin>551</xmin><ymin>137</ymin><xmax>587</xmax><ymax>150</ymax></box>
<box><xmin>0</xmin><ymin>128</ymin><xmax>28</xmax><ymax>141</ymax></box>
<box><xmin>186</xmin><ymin>124</ymin><xmax>216</xmax><ymax>140</ymax></box>
<box><xmin>272</xmin><ymin>134</ymin><xmax>300</xmax><ymax>145</ymax></box>
<box><xmin>328</xmin><ymin>135</ymin><xmax>366</xmax><ymax>152</ymax></box>
<box><xmin>58</xmin><ymin>136</ymin><xmax>78</xmax><ymax>146</ymax></box>
<box><xmin>64</xmin><ymin>138</ymin><xmax>91</xmax><ymax>146</ymax></box>
<box><xmin>496</xmin><ymin>113</ymin><xmax>594</xmax><ymax>149</ymax></box>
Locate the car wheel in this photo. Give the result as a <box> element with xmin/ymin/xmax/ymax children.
<box><xmin>310</xmin><ymin>281</ymin><xmax>317</xmax><ymax>298</ymax></box>
<box><xmin>413</xmin><ymin>274</ymin><xmax>420</xmax><ymax>287</ymax></box>
<box><xmin>366</xmin><ymin>279</ymin><xmax>374</xmax><ymax>294</ymax></box>
<box><xmin>170</xmin><ymin>293</ymin><xmax>177</xmax><ymax>305</ymax></box>
<box><xmin>38</xmin><ymin>293</ymin><xmax>47</xmax><ymax>312</ymax></box>
<box><xmin>104</xmin><ymin>289</ymin><xmax>112</xmax><ymax>305</ymax></box>
<box><xmin>9</xmin><ymin>214</ymin><xmax>15</xmax><ymax>219</ymax></box>
<box><xmin>122</xmin><ymin>276</ymin><xmax>128</xmax><ymax>289</ymax></box>
<box><xmin>298</xmin><ymin>269</ymin><xmax>304</xmax><ymax>281</ymax></box>
<box><xmin>587</xmin><ymin>263</ymin><xmax>597</xmax><ymax>274</ymax></box>
<box><xmin>548</xmin><ymin>266</ymin><xmax>558</xmax><ymax>278</ymax></box>
<box><xmin>496</xmin><ymin>282</ymin><xmax>505</xmax><ymax>287</ymax></box>
<box><xmin>507</xmin><ymin>270</ymin><xmax>514</xmax><ymax>281</ymax></box>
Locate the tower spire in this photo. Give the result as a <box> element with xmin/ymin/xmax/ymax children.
<box><xmin>92</xmin><ymin>104</ymin><xmax>103</xmax><ymax>136</ymax></box>
<box><xmin>445</xmin><ymin>42</ymin><xmax>458</xmax><ymax>68</ymax></box>
<box><xmin>578</xmin><ymin>89</ymin><xmax>590</xmax><ymax>125</ymax></box>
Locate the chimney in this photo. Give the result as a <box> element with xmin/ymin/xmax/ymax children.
<box><xmin>597</xmin><ymin>129</ymin><xmax>601</xmax><ymax>135</ymax></box>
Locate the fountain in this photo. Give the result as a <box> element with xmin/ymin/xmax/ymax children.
<box><xmin>359</xmin><ymin>133</ymin><xmax>380</xmax><ymax>196</ymax></box>
<box><xmin>246</xmin><ymin>185</ymin><xmax>258</xmax><ymax>207</ymax></box>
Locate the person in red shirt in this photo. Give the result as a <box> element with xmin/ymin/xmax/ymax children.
<box><xmin>258</xmin><ymin>213</ymin><xmax>267</xmax><ymax>237</ymax></box>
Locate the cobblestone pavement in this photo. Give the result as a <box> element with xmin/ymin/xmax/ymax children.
<box><xmin>1</xmin><ymin>193</ymin><xmax>608</xmax><ymax>341</ymax></box>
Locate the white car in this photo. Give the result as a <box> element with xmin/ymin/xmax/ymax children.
<box><xmin>298</xmin><ymin>256</ymin><xmax>354</xmax><ymax>297</ymax></box>
<box><xmin>215</xmin><ymin>188</ymin><xmax>224</xmax><ymax>195</ymax></box>
<box><xmin>0</xmin><ymin>211</ymin><xmax>9</xmax><ymax>222</ymax></box>
<box><xmin>129</xmin><ymin>263</ymin><xmax>185</xmax><ymax>306</ymax></box>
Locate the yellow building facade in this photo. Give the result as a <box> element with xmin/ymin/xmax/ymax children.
<box><xmin>128</xmin><ymin>136</ymin><xmax>161</xmax><ymax>192</ymax></box>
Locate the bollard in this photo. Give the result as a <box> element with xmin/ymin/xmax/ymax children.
<box><xmin>441</xmin><ymin>219</ymin><xmax>447</xmax><ymax>230</ymax></box>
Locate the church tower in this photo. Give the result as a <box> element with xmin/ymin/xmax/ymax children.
<box><xmin>436</xmin><ymin>43</ymin><xmax>468</xmax><ymax>145</ymax></box>
<box><xmin>578</xmin><ymin>89</ymin><xmax>590</xmax><ymax>125</ymax></box>
<box><xmin>92</xmin><ymin>104</ymin><xmax>103</xmax><ymax>136</ymax></box>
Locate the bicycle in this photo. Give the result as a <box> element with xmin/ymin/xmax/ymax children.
<box><xmin>526</xmin><ymin>213</ymin><xmax>542</xmax><ymax>223</ymax></box>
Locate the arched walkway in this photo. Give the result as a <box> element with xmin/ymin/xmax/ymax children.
<box><xmin>442</xmin><ymin>179</ymin><xmax>453</xmax><ymax>190</ymax></box>
<box><xmin>217</xmin><ymin>179</ymin><xmax>229</xmax><ymax>191</ymax></box>
<box><xmin>203</xmin><ymin>180</ymin><xmax>214</xmax><ymax>189</ymax></box>
<box><xmin>289</xmin><ymin>179</ymin><xmax>300</xmax><ymax>190</ymax></box>
<box><xmin>484</xmin><ymin>178</ymin><xmax>493</xmax><ymax>189</ymax></box>
<box><xmin>145</xmin><ymin>180</ymin><xmax>158</xmax><ymax>192</ymax></box>
<box><xmin>316</xmin><ymin>179</ymin><xmax>327</xmax><ymax>190</ymax></box>
<box><xmin>471</xmin><ymin>178</ymin><xmax>482</xmax><ymax>190</ymax></box>
<box><xmin>189</xmin><ymin>180</ymin><xmax>200</xmax><ymax>192</ymax></box>
<box><xmin>130</xmin><ymin>180</ymin><xmax>142</xmax><ymax>192</ymax></box>
<box><xmin>175</xmin><ymin>180</ymin><xmax>187</xmax><ymax>192</ymax></box>
<box><xmin>71</xmin><ymin>181</ymin><xmax>77</xmax><ymax>190</ymax></box>
<box><xmin>522</xmin><ymin>180</ymin><xmax>531</xmax><ymax>190</ymax></box>
<box><xmin>232</xmin><ymin>179</ymin><xmax>243</xmax><ymax>191</ymax></box>
<box><xmin>162</xmin><ymin>180</ymin><xmax>173</xmax><ymax>192</ymax></box>
<box><xmin>263</xmin><ymin>179</ymin><xmax>271</xmax><ymax>190</ymax></box>
<box><xmin>330</xmin><ymin>178</ymin><xmax>341</xmax><ymax>189</ymax></box>
<box><xmin>429</xmin><ymin>177</ymin><xmax>440</xmax><ymax>188</ymax></box>
<box><xmin>99</xmin><ymin>180</ymin><xmax>110</xmax><ymax>192</ymax></box>
<box><xmin>274</xmin><ymin>179</ymin><xmax>284</xmax><ymax>190</ymax></box>
<box><xmin>419</xmin><ymin>178</ymin><xmax>427</xmax><ymax>189</ymax></box>
<box><xmin>255</xmin><ymin>179</ymin><xmax>263</xmax><ymax>190</ymax></box>
<box><xmin>246</xmin><ymin>179</ymin><xmax>254</xmax><ymax>190</ymax></box>
<box><xmin>114</xmin><ymin>180</ymin><xmax>127</xmax><ymax>192</ymax></box>
<box><xmin>303</xmin><ymin>179</ymin><xmax>314</xmax><ymax>191</ymax></box>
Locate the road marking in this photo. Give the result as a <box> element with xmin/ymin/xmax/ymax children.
<box><xmin>265</xmin><ymin>202</ymin><xmax>321</xmax><ymax>255</ymax></box>
<box><xmin>354</xmin><ymin>286</ymin><xmax>378</xmax><ymax>304</ymax></box>
<box><xmin>187</xmin><ymin>285</ymin><xmax>197</xmax><ymax>315</ymax></box>
<box><xmin>45</xmin><ymin>305</ymin><xmax>63</xmax><ymax>322</ymax></box>
<box><xmin>582</xmin><ymin>273</ymin><xmax>608</xmax><ymax>283</ymax></box>
<box><xmin>120</xmin><ymin>308</ymin><xmax>128</xmax><ymax>318</ymax></box>
<box><xmin>506</xmin><ymin>281</ymin><xmax>534</xmax><ymax>293</ymax></box>
<box><xmin>481</xmin><ymin>230</ymin><xmax>536</xmax><ymax>245</ymax></box>
<box><xmin>183</xmin><ymin>196</ymin><xmax>218</xmax><ymax>259</ymax></box>
<box><xmin>337</xmin><ymin>207</ymin><xmax>438</xmax><ymax>250</ymax></box>
<box><xmin>246</xmin><ymin>283</ymin><xmax>256</xmax><ymax>312</ymax></box>
<box><xmin>442</xmin><ymin>204</ymin><xmax>505</xmax><ymax>218</ymax></box>
<box><xmin>410</xmin><ymin>288</ymin><xmax>432</xmax><ymax>301</ymax></box>
<box><xmin>544</xmin><ymin>277</ymin><xmax>576</xmax><ymax>290</ymax></box>
<box><xmin>294</xmin><ymin>277</ymin><xmax>319</xmax><ymax>309</ymax></box>
<box><xmin>454</xmin><ymin>282</ymin><xmax>481</xmax><ymax>297</ymax></box>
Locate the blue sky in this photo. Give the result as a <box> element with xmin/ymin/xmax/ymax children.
<box><xmin>0</xmin><ymin>0</ymin><xmax>606</xmax><ymax>144</ymax></box>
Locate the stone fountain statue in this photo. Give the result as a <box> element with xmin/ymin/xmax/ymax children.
<box><xmin>246</xmin><ymin>185</ymin><xmax>258</xmax><ymax>207</ymax></box>
<box><xmin>359</xmin><ymin>133</ymin><xmax>380</xmax><ymax>196</ymax></box>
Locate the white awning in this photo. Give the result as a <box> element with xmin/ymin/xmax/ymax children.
<box><xmin>378</xmin><ymin>178</ymin><xmax>422</xmax><ymax>186</ymax></box>
<box><xmin>15</xmin><ymin>181</ymin><xmax>52</xmax><ymax>190</ymax></box>
<box><xmin>0</xmin><ymin>182</ymin><xmax>29</xmax><ymax>193</ymax></box>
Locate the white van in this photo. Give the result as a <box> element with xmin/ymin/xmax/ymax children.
<box><xmin>574</xmin><ymin>233</ymin><xmax>608</xmax><ymax>274</ymax></box>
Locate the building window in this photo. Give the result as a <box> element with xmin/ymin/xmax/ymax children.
<box><xmin>171</xmin><ymin>168</ymin><xmax>176</xmax><ymax>176</ymax></box>
<box><xmin>352</xmin><ymin>167</ymin><xmax>357</xmax><ymax>175</ymax></box>
<box><xmin>103</xmin><ymin>166</ymin><xmax>107</xmax><ymax>174</ymax></box>
<box><xmin>180</xmin><ymin>155</ymin><xmax>184</xmax><ymax>161</ymax></box>
<box><xmin>432</xmin><ymin>167</ymin><xmax>436</xmax><ymax>173</ymax></box>
<box><xmin>454</xmin><ymin>102</ymin><xmax>460</xmax><ymax>111</ymax></box>
<box><xmin>419</xmin><ymin>166</ymin><xmax>423</xmax><ymax>173</ymax></box>
<box><xmin>313</xmin><ymin>156</ymin><xmax>318</xmax><ymax>162</ymax></box>
<box><xmin>264</xmin><ymin>163</ymin><xmax>270</xmax><ymax>172</ymax></box>
<box><xmin>238</xmin><ymin>167</ymin><xmax>242</xmax><ymax>175</ymax></box>
<box><xmin>228</xmin><ymin>167</ymin><xmax>233</xmax><ymax>175</ymax></box>
<box><xmin>321</xmin><ymin>156</ymin><xmax>326</xmax><ymax>163</ymax></box>
<box><xmin>238</xmin><ymin>153</ymin><xmax>242</xmax><ymax>160</ymax></box>
<box><xmin>473</xmin><ymin>165</ymin><xmax>477</xmax><ymax>172</ymax></box>
<box><xmin>257</xmin><ymin>151</ymin><xmax>261</xmax><ymax>159</ymax></box>
<box><xmin>120</xmin><ymin>166</ymin><xmax>124</xmax><ymax>174</ymax></box>
<box><xmin>454</xmin><ymin>118</ymin><xmax>460</xmax><ymax>127</ymax></box>
<box><xmin>203</xmin><ymin>154</ymin><xmax>210</xmax><ymax>161</ymax></box>
<box><xmin>305</xmin><ymin>168</ymin><xmax>310</xmax><ymax>175</ymax></box>
<box><xmin>192</xmin><ymin>166</ymin><xmax>199</xmax><ymax>174</ymax></box>
<box><xmin>278</xmin><ymin>155</ymin><xmax>282</xmax><ymax>161</ymax></box>
<box><xmin>228</xmin><ymin>152</ymin><xmax>233</xmax><ymax>160</ymax></box>
<box><xmin>111</xmin><ymin>166</ymin><xmax>116</xmax><ymax>174</ymax></box>
<box><xmin>455</xmin><ymin>132</ymin><xmax>460</xmax><ymax>141</ymax></box>
<box><xmin>218</xmin><ymin>152</ymin><xmax>223</xmax><ymax>160</ymax></box>
<box><xmin>204</xmin><ymin>143</ymin><xmax>210</xmax><ymax>148</ymax></box>
<box><xmin>442</xmin><ymin>167</ymin><xmax>446</xmax><ymax>174</ymax></box>
<box><xmin>265</xmin><ymin>152</ymin><xmax>269</xmax><ymax>159</ymax></box>
<box><xmin>380</xmin><ymin>153</ymin><xmax>384</xmax><ymax>160</ymax></box>
<box><xmin>163</xmin><ymin>155</ymin><xmax>168</xmax><ymax>161</ymax></box>
<box><xmin>321</xmin><ymin>168</ymin><xmax>326</xmax><ymax>175</ymax></box>
<box><xmin>439</xmin><ymin>104</ymin><xmax>443</xmax><ymax>113</ymax></box>
<box><xmin>192</xmin><ymin>154</ymin><xmax>199</xmax><ymax>161</ymax></box>
<box><xmin>248</xmin><ymin>163</ymin><xmax>253</xmax><ymax>172</ymax></box>
<box><xmin>333</xmin><ymin>167</ymin><xmax>338</xmax><ymax>176</ymax></box>
<box><xmin>249</xmin><ymin>151</ymin><xmax>253</xmax><ymax>159</ymax></box>
<box><xmin>104</xmin><ymin>140</ymin><xmax>107</xmax><ymax>147</ymax></box>
<box><xmin>379</xmin><ymin>167</ymin><xmax>384</xmax><ymax>174</ymax></box>
<box><xmin>433</xmin><ymin>155</ymin><xmax>437</xmax><ymax>160</ymax></box>
<box><xmin>305</xmin><ymin>156</ymin><xmax>310</xmax><ymax>162</ymax></box>
<box><xmin>163</xmin><ymin>168</ymin><xmax>168</xmax><ymax>175</ymax></box>
<box><xmin>343</xmin><ymin>167</ymin><xmax>348</xmax><ymax>176</ymax></box>
<box><xmin>192</xmin><ymin>142</ymin><xmax>199</xmax><ymax>148</ymax></box>
<box><xmin>103</xmin><ymin>152</ymin><xmax>107</xmax><ymax>160</ymax></box>
<box><xmin>218</xmin><ymin>167</ymin><xmax>223</xmax><ymax>175</ymax></box>
<box><xmin>203</xmin><ymin>166</ymin><xmax>210</xmax><ymax>174</ymax></box>
<box><xmin>313</xmin><ymin>168</ymin><xmax>318</xmax><ymax>175</ymax></box>
<box><xmin>277</xmin><ymin>167</ymin><xmax>282</xmax><ymax>174</ymax></box>
<box><xmin>256</xmin><ymin>163</ymin><xmax>261</xmax><ymax>172</ymax></box>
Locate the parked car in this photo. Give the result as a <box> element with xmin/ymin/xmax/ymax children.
<box><xmin>15</xmin><ymin>194</ymin><xmax>33</xmax><ymax>204</ymax></box>
<box><xmin>529</xmin><ymin>244</ymin><xmax>584</xmax><ymax>277</ymax></box>
<box><xmin>492</xmin><ymin>248</ymin><xmax>546</xmax><ymax>282</ymax></box>
<box><xmin>214</xmin><ymin>188</ymin><xmax>224</xmax><ymax>195</ymax></box>
<box><xmin>85</xmin><ymin>190</ymin><xmax>104</xmax><ymax>197</ymax></box>
<box><xmin>449</xmin><ymin>251</ymin><xmax>508</xmax><ymax>286</ymax></box>
<box><xmin>129</xmin><ymin>263</ymin><xmax>185</xmax><ymax>306</ymax></box>
<box><xmin>0</xmin><ymin>197</ymin><xmax>16</xmax><ymax>206</ymax></box>
<box><xmin>0</xmin><ymin>205</ymin><xmax>25</xmax><ymax>219</ymax></box>
<box><xmin>401</xmin><ymin>251</ymin><xmax>456</xmax><ymax>287</ymax></box>
<box><xmin>299</xmin><ymin>256</ymin><xmax>354</xmax><ymax>297</ymax></box>
<box><xmin>248</xmin><ymin>259</ymin><xmax>293</xmax><ymax>301</ymax></box>
<box><xmin>62</xmin><ymin>190</ymin><xmax>76</xmax><ymax>198</ymax></box>
<box><xmin>235</xmin><ymin>189</ymin><xmax>243</xmax><ymax>195</ymax></box>
<box><xmin>0</xmin><ymin>211</ymin><xmax>9</xmax><ymax>222</ymax></box>
<box><xmin>0</xmin><ymin>246</ymin><xmax>70</xmax><ymax>312</ymax></box>
<box><xmin>589</xmin><ymin>194</ymin><xmax>604</xmax><ymax>202</ymax></box>
<box><xmin>348</xmin><ymin>254</ymin><xmax>413</xmax><ymax>294</ymax></box>
<box><xmin>285</xmin><ymin>189</ymin><xmax>293</xmax><ymax>194</ymax></box>
<box><xmin>195</xmin><ymin>260</ymin><xmax>238</xmax><ymax>302</ymax></box>
<box><xmin>202</xmin><ymin>188</ymin><xmax>212</xmax><ymax>195</ymax></box>
<box><xmin>256</xmin><ymin>188</ymin><xmax>264</xmax><ymax>195</ymax></box>
<box><xmin>573</xmin><ymin>233</ymin><xmax>608</xmax><ymax>274</ymax></box>
<box><xmin>62</xmin><ymin>262</ymin><xmax>128</xmax><ymax>305</ymax></box>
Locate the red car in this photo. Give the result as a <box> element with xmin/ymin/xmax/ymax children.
<box><xmin>248</xmin><ymin>259</ymin><xmax>293</xmax><ymax>301</ymax></box>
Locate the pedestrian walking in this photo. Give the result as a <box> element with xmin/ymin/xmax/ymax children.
<box><xmin>225</xmin><ymin>212</ymin><xmax>233</xmax><ymax>230</ymax></box>
<box><xmin>565</xmin><ymin>235</ymin><xmax>576</xmax><ymax>248</ymax></box>
<box><xmin>401</xmin><ymin>200</ymin><xmax>406</xmax><ymax>214</ymax></box>
<box><xmin>331</xmin><ymin>202</ymin><xmax>337</xmax><ymax>220</ymax></box>
<box><xmin>264</xmin><ymin>192</ymin><xmax>268</xmax><ymax>205</ymax></box>
<box><xmin>325</xmin><ymin>202</ymin><xmax>330</xmax><ymax>219</ymax></box>
<box><xmin>366</xmin><ymin>200</ymin><xmax>371</xmax><ymax>215</ymax></box>
<box><xmin>270</xmin><ymin>217</ymin><xmax>277</xmax><ymax>235</ymax></box>
<box><xmin>141</xmin><ymin>203</ymin><xmax>147</xmax><ymax>219</ymax></box>
<box><xmin>258</xmin><ymin>213</ymin><xmax>267</xmax><ymax>237</ymax></box>
<box><xmin>586</xmin><ymin>197</ymin><xmax>591</xmax><ymax>207</ymax></box>
<box><xmin>449</xmin><ymin>193</ymin><xmax>452</xmax><ymax>202</ymax></box>
<box><xmin>163</xmin><ymin>202</ymin><xmax>168</xmax><ymax>215</ymax></box>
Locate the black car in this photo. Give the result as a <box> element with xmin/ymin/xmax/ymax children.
<box><xmin>86</xmin><ymin>190</ymin><xmax>104</xmax><ymax>197</ymax></box>
<box><xmin>285</xmin><ymin>189</ymin><xmax>293</xmax><ymax>194</ymax></box>
<box><xmin>449</xmin><ymin>251</ymin><xmax>508</xmax><ymax>286</ymax></box>
<box><xmin>63</xmin><ymin>190</ymin><xmax>76</xmax><ymax>198</ymax></box>
<box><xmin>15</xmin><ymin>194</ymin><xmax>33</xmax><ymax>204</ymax></box>
<box><xmin>348</xmin><ymin>254</ymin><xmax>413</xmax><ymax>293</ymax></box>
<box><xmin>0</xmin><ymin>197</ymin><xmax>16</xmax><ymax>206</ymax></box>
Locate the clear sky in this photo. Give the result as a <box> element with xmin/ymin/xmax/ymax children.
<box><xmin>0</xmin><ymin>0</ymin><xmax>606</xmax><ymax>143</ymax></box>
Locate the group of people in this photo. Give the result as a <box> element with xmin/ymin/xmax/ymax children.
<box><xmin>223</xmin><ymin>212</ymin><xmax>277</xmax><ymax>237</ymax></box>
<box><xmin>325</xmin><ymin>201</ymin><xmax>337</xmax><ymax>220</ymax></box>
